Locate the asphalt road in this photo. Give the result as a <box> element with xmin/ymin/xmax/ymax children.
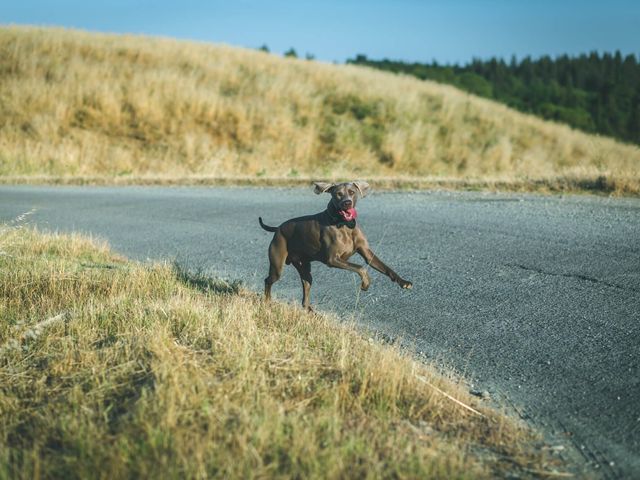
<box><xmin>1</xmin><ymin>185</ymin><xmax>639</xmax><ymax>478</ymax></box>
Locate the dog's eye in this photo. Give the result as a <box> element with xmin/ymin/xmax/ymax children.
<box><xmin>336</xmin><ymin>192</ymin><xmax>343</xmax><ymax>198</ymax></box>
<box><xmin>348</xmin><ymin>190</ymin><xmax>355</xmax><ymax>195</ymax></box>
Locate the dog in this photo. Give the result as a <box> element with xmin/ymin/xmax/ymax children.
<box><xmin>258</xmin><ymin>181</ymin><xmax>412</xmax><ymax>310</ymax></box>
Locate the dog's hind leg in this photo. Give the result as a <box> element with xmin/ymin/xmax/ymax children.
<box><xmin>264</xmin><ymin>233</ymin><xmax>287</xmax><ymax>301</ymax></box>
<box><xmin>292</xmin><ymin>260</ymin><xmax>313</xmax><ymax>310</ymax></box>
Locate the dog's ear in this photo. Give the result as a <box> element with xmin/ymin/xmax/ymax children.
<box><xmin>313</xmin><ymin>182</ymin><xmax>334</xmax><ymax>194</ymax></box>
<box><xmin>352</xmin><ymin>181</ymin><xmax>370</xmax><ymax>198</ymax></box>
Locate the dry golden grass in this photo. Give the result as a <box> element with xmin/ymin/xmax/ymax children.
<box><xmin>1</xmin><ymin>26</ymin><xmax>639</xmax><ymax>194</ymax></box>
<box><xmin>1</xmin><ymin>173</ymin><xmax>637</xmax><ymax>197</ymax></box>
<box><xmin>0</xmin><ymin>222</ymin><xmax>568</xmax><ymax>478</ymax></box>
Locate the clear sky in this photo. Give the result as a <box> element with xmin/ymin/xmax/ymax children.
<box><xmin>3</xmin><ymin>0</ymin><xmax>639</xmax><ymax>64</ymax></box>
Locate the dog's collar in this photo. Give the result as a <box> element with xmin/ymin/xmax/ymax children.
<box><xmin>326</xmin><ymin>207</ymin><xmax>357</xmax><ymax>229</ymax></box>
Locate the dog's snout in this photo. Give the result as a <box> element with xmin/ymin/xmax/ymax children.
<box><xmin>341</xmin><ymin>199</ymin><xmax>353</xmax><ymax>208</ymax></box>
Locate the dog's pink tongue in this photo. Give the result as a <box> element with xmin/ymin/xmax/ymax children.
<box><xmin>338</xmin><ymin>207</ymin><xmax>357</xmax><ymax>221</ymax></box>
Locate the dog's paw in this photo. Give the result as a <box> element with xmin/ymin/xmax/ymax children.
<box><xmin>400</xmin><ymin>280</ymin><xmax>413</xmax><ymax>289</ymax></box>
<box><xmin>360</xmin><ymin>272</ymin><xmax>371</xmax><ymax>291</ymax></box>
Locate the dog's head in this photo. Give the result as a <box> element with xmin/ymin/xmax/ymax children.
<box><xmin>313</xmin><ymin>181</ymin><xmax>370</xmax><ymax>220</ymax></box>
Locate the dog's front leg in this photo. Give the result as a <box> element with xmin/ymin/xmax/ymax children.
<box><xmin>325</xmin><ymin>257</ymin><xmax>371</xmax><ymax>291</ymax></box>
<box><xmin>358</xmin><ymin>247</ymin><xmax>412</xmax><ymax>289</ymax></box>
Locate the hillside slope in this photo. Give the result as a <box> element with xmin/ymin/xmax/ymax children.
<box><xmin>347</xmin><ymin>53</ymin><xmax>640</xmax><ymax>146</ymax></box>
<box><xmin>1</xmin><ymin>225</ymin><xmax>562</xmax><ymax>478</ymax></box>
<box><xmin>1</xmin><ymin>26</ymin><xmax>639</xmax><ymax>188</ymax></box>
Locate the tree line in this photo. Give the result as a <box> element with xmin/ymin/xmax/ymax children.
<box><xmin>347</xmin><ymin>52</ymin><xmax>640</xmax><ymax>145</ymax></box>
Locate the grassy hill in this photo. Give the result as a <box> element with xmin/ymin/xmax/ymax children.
<box><xmin>0</xmin><ymin>223</ymin><xmax>566</xmax><ymax>478</ymax></box>
<box><xmin>347</xmin><ymin>53</ymin><xmax>640</xmax><ymax>146</ymax></box>
<box><xmin>1</xmin><ymin>26</ymin><xmax>639</xmax><ymax>193</ymax></box>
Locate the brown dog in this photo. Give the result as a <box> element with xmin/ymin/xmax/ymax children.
<box><xmin>259</xmin><ymin>181</ymin><xmax>412</xmax><ymax>310</ymax></box>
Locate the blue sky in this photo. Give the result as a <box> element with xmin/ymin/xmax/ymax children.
<box><xmin>3</xmin><ymin>0</ymin><xmax>639</xmax><ymax>64</ymax></box>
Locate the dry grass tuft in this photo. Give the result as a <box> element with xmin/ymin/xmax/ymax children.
<box><xmin>0</xmin><ymin>223</ymin><xmax>566</xmax><ymax>478</ymax></box>
<box><xmin>1</xmin><ymin>26</ymin><xmax>639</xmax><ymax>195</ymax></box>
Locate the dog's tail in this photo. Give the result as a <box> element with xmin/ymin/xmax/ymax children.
<box><xmin>258</xmin><ymin>217</ymin><xmax>278</xmax><ymax>232</ymax></box>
